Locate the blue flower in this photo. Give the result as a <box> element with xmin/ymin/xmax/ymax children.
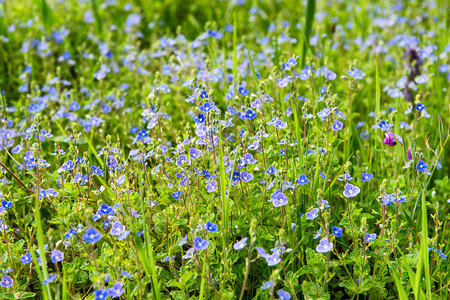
<box><xmin>316</xmin><ymin>238</ymin><xmax>333</xmax><ymax>253</ymax></box>
<box><xmin>115</xmin><ymin>175</ymin><xmax>126</xmax><ymax>185</ymax></box>
<box><xmin>108</xmin><ymin>282</ymin><xmax>124</xmax><ymax>298</ymax></box>
<box><xmin>83</xmin><ymin>227</ymin><xmax>102</xmax><ymax>244</ymax></box>
<box><xmin>245</xmin><ymin>109</ymin><xmax>257</xmax><ymax>120</ymax></box>
<box><xmin>270</xmin><ymin>191</ymin><xmax>288</xmax><ymax>207</ymax></box>
<box><xmin>436</xmin><ymin>249</ymin><xmax>447</xmax><ymax>260</ymax></box>
<box><xmin>365</xmin><ymin>233</ymin><xmax>377</xmax><ymax>242</ymax></box>
<box><xmin>332</xmin><ymin>120</ymin><xmax>344</xmax><ymax>131</ymax></box>
<box><xmin>305</xmin><ymin>208</ymin><xmax>319</xmax><ymax>220</ymax></box>
<box><xmin>206</xmin><ymin>221</ymin><xmax>218</xmax><ymax>233</ymax></box>
<box><xmin>178</xmin><ymin>234</ymin><xmax>188</xmax><ymax>247</ymax></box>
<box><xmin>193</xmin><ymin>237</ymin><xmax>209</xmax><ymax>251</ymax></box>
<box><xmin>332</xmin><ymin>226</ymin><xmax>343</xmax><ymax>237</ymax></box>
<box><xmin>189</xmin><ymin>148</ymin><xmax>203</xmax><ymax>160</ymax></box>
<box><xmin>416</xmin><ymin>103</ymin><xmax>425</xmax><ymax>111</ymax></box>
<box><xmin>265</xmin><ymin>252</ymin><xmax>281</xmax><ymax>266</ymax></box>
<box><xmin>296</xmin><ymin>174</ymin><xmax>309</xmax><ymax>186</ymax></box>
<box><xmin>50</xmin><ymin>249</ymin><xmax>64</xmax><ymax>263</ymax></box>
<box><xmin>57</xmin><ymin>160</ymin><xmax>74</xmax><ymax>173</ymax></box>
<box><xmin>65</xmin><ymin>229</ymin><xmax>74</xmax><ymax>239</ymax></box>
<box><xmin>238</xmin><ymin>87</ymin><xmax>250</xmax><ymax>96</ymax></box>
<box><xmin>343</xmin><ymin>184</ymin><xmax>360</xmax><ymax>198</ymax></box>
<box><xmin>91</xmin><ymin>165</ymin><xmax>104</xmax><ymax>176</ymax></box>
<box><xmin>172</xmin><ymin>191</ymin><xmax>181</xmax><ymax>200</ymax></box>
<box><xmin>233</xmin><ymin>238</ymin><xmax>248</xmax><ymax>250</ymax></box>
<box><xmin>20</xmin><ymin>253</ymin><xmax>32</xmax><ymax>264</ymax></box>
<box><xmin>183</xmin><ymin>248</ymin><xmax>195</xmax><ymax>259</ymax></box>
<box><xmin>1</xmin><ymin>200</ymin><xmax>12</xmax><ymax>209</ymax></box>
<box><xmin>0</xmin><ymin>275</ymin><xmax>13</xmax><ymax>287</ymax></box>
<box><xmin>260</xmin><ymin>280</ymin><xmax>273</xmax><ymax>289</ymax></box>
<box><xmin>361</xmin><ymin>172</ymin><xmax>373</xmax><ymax>182</ymax></box>
<box><xmin>93</xmin><ymin>289</ymin><xmax>109</xmax><ymax>300</ymax></box>
<box><xmin>416</xmin><ymin>160</ymin><xmax>429</xmax><ymax>173</ymax></box>
<box><xmin>43</xmin><ymin>274</ymin><xmax>56</xmax><ymax>285</ymax></box>
<box><xmin>240</xmin><ymin>171</ymin><xmax>254</xmax><ymax>183</ymax></box>
<box><xmin>278</xmin><ymin>289</ymin><xmax>291</xmax><ymax>300</ymax></box>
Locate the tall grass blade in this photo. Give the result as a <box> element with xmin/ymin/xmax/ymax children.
<box><xmin>300</xmin><ymin>0</ymin><xmax>316</xmax><ymax>67</ymax></box>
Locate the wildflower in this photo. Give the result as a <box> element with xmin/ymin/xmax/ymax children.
<box><xmin>265</xmin><ymin>252</ymin><xmax>281</xmax><ymax>266</ymax></box>
<box><xmin>332</xmin><ymin>120</ymin><xmax>344</xmax><ymax>131</ymax></box>
<box><xmin>261</xmin><ymin>281</ymin><xmax>273</xmax><ymax>289</ymax></box>
<box><xmin>416</xmin><ymin>160</ymin><xmax>430</xmax><ymax>174</ymax></box>
<box><xmin>51</xmin><ymin>249</ymin><xmax>64</xmax><ymax>263</ymax></box>
<box><xmin>332</xmin><ymin>226</ymin><xmax>343</xmax><ymax>237</ymax></box>
<box><xmin>193</xmin><ymin>237</ymin><xmax>209</xmax><ymax>251</ymax></box>
<box><xmin>108</xmin><ymin>282</ymin><xmax>124</xmax><ymax>298</ymax></box>
<box><xmin>20</xmin><ymin>253</ymin><xmax>32</xmax><ymax>264</ymax></box>
<box><xmin>365</xmin><ymin>233</ymin><xmax>377</xmax><ymax>242</ymax></box>
<box><xmin>436</xmin><ymin>249</ymin><xmax>447</xmax><ymax>260</ymax></box>
<box><xmin>240</xmin><ymin>171</ymin><xmax>254</xmax><ymax>183</ymax></box>
<box><xmin>83</xmin><ymin>227</ymin><xmax>102</xmax><ymax>244</ymax></box>
<box><xmin>233</xmin><ymin>237</ymin><xmax>248</xmax><ymax>250</ymax></box>
<box><xmin>43</xmin><ymin>274</ymin><xmax>56</xmax><ymax>285</ymax></box>
<box><xmin>183</xmin><ymin>248</ymin><xmax>195</xmax><ymax>259</ymax></box>
<box><xmin>278</xmin><ymin>289</ymin><xmax>291</xmax><ymax>300</ymax></box>
<box><xmin>416</xmin><ymin>103</ymin><xmax>425</xmax><ymax>111</ymax></box>
<box><xmin>91</xmin><ymin>165</ymin><xmax>104</xmax><ymax>176</ymax></box>
<box><xmin>361</xmin><ymin>172</ymin><xmax>373</xmax><ymax>182</ymax></box>
<box><xmin>296</xmin><ymin>174</ymin><xmax>309</xmax><ymax>186</ymax></box>
<box><xmin>93</xmin><ymin>289</ymin><xmax>109</xmax><ymax>300</ymax></box>
<box><xmin>313</xmin><ymin>228</ymin><xmax>323</xmax><ymax>239</ymax></box>
<box><xmin>0</xmin><ymin>275</ymin><xmax>13</xmax><ymax>288</ymax></box>
<box><xmin>189</xmin><ymin>148</ymin><xmax>202</xmax><ymax>160</ymax></box>
<box><xmin>270</xmin><ymin>191</ymin><xmax>288</xmax><ymax>207</ymax></box>
<box><xmin>206</xmin><ymin>221</ymin><xmax>218</xmax><ymax>232</ymax></box>
<box><xmin>305</xmin><ymin>208</ymin><xmax>319</xmax><ymax>220</ymax></box>
<box><xmin>343</xmin><ymin>184</ymin><xmax>360</xmax><ymax>198</ymax></box>
<box><xmin>316</xmin><ymin>238</ymin><xmax>333</xmax><ymax>253</ymax></box>
<box><xmin>383</xmin><ymin>132</ymin><xmax>396</xmax><ymax>146</ymax></box>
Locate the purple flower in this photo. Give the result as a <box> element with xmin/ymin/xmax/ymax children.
<box><xmin>261</xmin><ymin>281</ymin><xmax>273</xmax><ymax>289</ymax></box>
<box><xmin>43</xmin><ymin>274</ymin><xmax>56</xmax><ymax>285</ymax></box>
<box><xmin>305</xmin><ymin>208</ymin><xmax>319</xmax><ymax>220</ymax></box>
<box><xmin>0</xmin><ymin>275</ymin><xmax>13</xmax><ymax>288</ymax></box>
<box><xmin>407</xmin><ymin>148</ymin><xmax>413</xmax><ymax>160</ymax></box>
<box><xmin>365</xmin><ymin>233</ymin><xmax>377</xmax><ymax>242</ymax></box>
<box><xmin>176</xmin><ymin>154</ymin><xmax>191</xmax><ymax>167</ymax></box>
<box><xmin>233</xmin><ymin>237</ymin><xmax>248</xmax><ymax>250</ymax></box>
<box><xmin>193</xmin><ymin>237</ymin><xmax>209</xmax><ymax>251</ymax></box>
<box><xmin>383</xmin><ymin>132</ymin><xmax>396</xmax><ymax>146</ymax></box>
<box><xmin>343</xmin><ymin>184</ymin><xmax>360</xmax><ymax>198</ymax></box>
<box><xmin>361</xmin><ymin>172</ymin><xmax>373</xmax><ymax>182</ymax></box>
<box><xmin>332</xmin><ymin>120</ymin><xmax>344</xmax><ymax>131</ymax></box>
<box><xmin>240</xmin><ymin>171</ymin><xmax>254</xmax><ymax>183</ymax></box>
<box><xmin>316</xmin><ymin>237</ymin><xmax>333</xmax><ymax>253</ymax></box>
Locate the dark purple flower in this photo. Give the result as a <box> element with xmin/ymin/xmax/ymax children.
<box><xmin>383</xmin><ymin>132</ymin><xmax>396</xmax><ymax>146</ymax></box>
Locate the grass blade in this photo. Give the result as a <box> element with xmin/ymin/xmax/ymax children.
<box><xmin>300</xmin><ymin>0</ymin><xmax>316</xmax><ymax>67</ymax></box>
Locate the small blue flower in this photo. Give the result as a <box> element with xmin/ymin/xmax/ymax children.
<box><xmin>50</xmin><ymin>249</ymin><xmax>64</xmax><ymax>263</ymax></box>
<box><xmin>361</xmin><ymin>172</ymin><xmax>373</xmax><ymax>182</ymax></box>
<box><xmin>0</xmin><ymin>275</ymin><xmax>13</xmax><ymax>287</ymax></box>
<box><xmin>278</xmin><ymin>289</ymin><xmax>291</xmax><ymax>300</ymax></box>
<box><xmin>43</xmin><ymin>274</ymin><xmax>56</xmax><ymax>285</ymax></box>
<box><xmin>233</xmin><ymin>237</ymin><xmax>248</xmax><ymax>250</ymax></box>
<box><xmin>365</xmin><ymin>233</ymin><xmax>377</xmax><ymax>242</ymax></box>
<box><xmin>240</xmin><ymin>171</ymin><xmax>254</xmax><ymax>183</ymax></box>
<box><xmin>172</xmin><ymin>191</ymin><xmax>181</xmax><ymax>200</ymax></box>
<box><xmin>193</xmin><ymin>237</ymin><xmax>209</xmax><ymax>251</ymax></box>
<box><xmin>296</xmin><ymin>174</ymin><xmax>309</xmax><ymax>186</ymax></box>
<box><xmin>332</xmin><ymin>120</ymin><xmax>343</xmax><ymax>131</ymax></box>
<box><xmin>20</xmin><ymin>253</ymin><xmax>32</xmax><ymax>264</ymax></box>
<box><xmin>305</xmin><ymin>208</ymin><xmax>319</xmax><ymax>220</ymax></box>
<box><xmin>206</xmin><ymin>221</ymin><xmax>218</xmax><ymax>233</ymax></box>
<box><xmin>93</xmin><ymin>289</ymin><xmax>109</xmax><ymax>300</ymax></box>
<box><xmin>91</xmin><ymin>165</ymin><xmax>104</xmax><ymax>176</ymax></box>
<box><xmin>316</xmin><ymin>238</ymin><xmax>333</xmax><ymax>253</ymax></box>
<box><xmin>238</xmin><ymin>87</ymin><xmax>250</xmax><ymax>96</ymax></box>
<box><xmin>343</xmin><ymin>184</ymin><xmax>360</xmax><ymax>198</ymax></box>
<box><xmin>416</xmin><ymin>103</ymin><xmax>425</xmax><ymax>111</ymax></box>
<box><xmin>83</xmin><ymin>227</ymin><xmax>102</xmax><ymax>244</ymax></box>
<box><xmin>265</xmin><ymin>252</ymin><xmax>281</xmax><ymax>266</ymax></box>
<box><xmin>332</xmin><ymin>226</ymin><xmax>343</xmax><ymax>237</ymax></box>
<box><xmin>108</xmin><ymin>282</ymin><xmax>124</xmax><ymax>298</ymax></box>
